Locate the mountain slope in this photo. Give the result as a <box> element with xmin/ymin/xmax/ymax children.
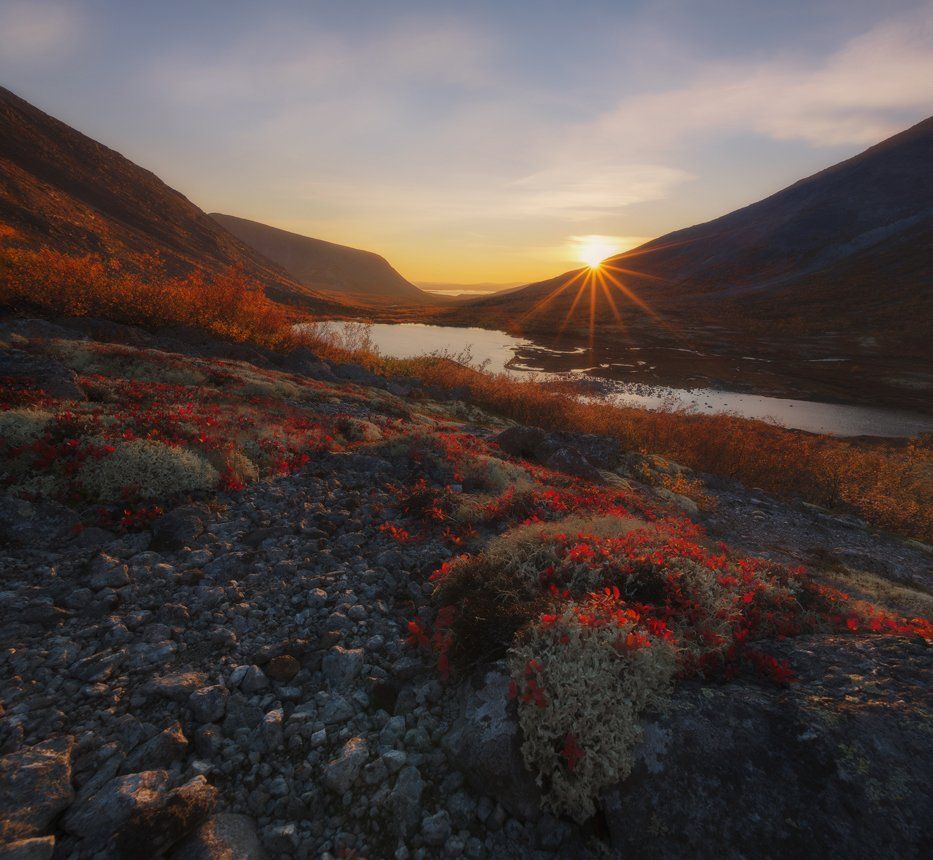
<box><xmin>470</xmin><ymin>117</ymin><xmax>933</xmax><ymax>341</ymax></box>
<box><xmin>0</xmin><ymin>85</ymin><xmax>341</xmax><ymax>311</ymax></box>
<box><xmin>211</xmin><ymin>214</ymin><xmax>430</xmax><ymax>303</ymax></box>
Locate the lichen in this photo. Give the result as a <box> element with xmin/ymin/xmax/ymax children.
<box><xmin>78</xmin><ymin>439</ymin><xmax>218</xmax><ymax>501</ymax></box>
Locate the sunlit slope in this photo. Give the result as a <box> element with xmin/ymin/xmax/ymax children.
<box><xmin>0</xmin><ymin>85</ymin><xmax>344</xmax><ymax>311</ymax></box>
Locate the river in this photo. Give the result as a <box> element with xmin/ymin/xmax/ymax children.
<box><xmin>307</xmin><ymin>321</ymin><xmax>932</xmax><ymax>438</ymax></box>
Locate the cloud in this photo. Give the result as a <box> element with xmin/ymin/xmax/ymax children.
<box><xmin>146</xmin><ymin>17</ymin><xmax>492</xmax><ymax>107</ymax></box>
<box><xmin>0</xmin><ymin>0</ymin><xmax>83</xmax><ymax>62</ymax></box>
<box><xmin>508</xmin><ymin>164</ymin><xmax>693</xmax><ymax>220</ymax></box>
<box><xmin>580</xmin><ymin>4</ymin><xmax>933</xmax><ymax>151</ymax></box>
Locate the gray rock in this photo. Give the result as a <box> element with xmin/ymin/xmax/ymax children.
<box><xmin>64</xmin><ymin>771</ymin><xmax>216</xmax><ymax>855</ymax></box>
<box><xmin>121</xmin><ymin>722</ymin><xmax>188</xmax><ymax>773</ymax></box>
<box><xmin>0</xmin><ymin>496</ymin><xmax>81</xmax><ymax>549</ymax></box>
<box><xmin>390</xmin><ymin>765</ymin><xmax>424</xmax><ymax>838</ymax></box>
<box><xmin>421</xmin><ymin>810</ymin><xmax>451</xmax><ymax>846</ymax></box>
<box><xmin>443</xmin><ymin>669</ymin><xmax>541</xmax><ymax>821</ymax></box>
<box><xmin>323</xmin><ymin>737</ymin><xmax>368</xmax><ymax>794</ymax></box>
<box><xmin>0</xmin><ymin>835</ymin><xmax>55</xmax><ymax>859</ymax></box>
<box><xmin>149</xmin><ymin>671</ymin><xmax>209</xmax><ymax>702</ymax></box>
<box><xmin>151</xmin><ymin>505</ymin><xmax>207</xmax><ymax>551</ymax></box>
<box><xmin>189</xmin><ymin>686</ymin><xmax>229</xmax><ymax>724</ymax></box>
<box><xmin>259</xmin><ymin>709</ymin><xmax>284</xmax><ymax>752</ymax></box>
<box><xmin>322</xmin><ymin>646</ymin><xmax>364</xmax><ymax>688</ymax></box>
<box><xmin>239</xmin><ymin>665</ymin><xmax>269</xmax><ymax>694</ymax></box>
<box><xmin>170</xmin><ymin>813</ymin><xmax>265</xmax><ymax>859</ymax></box>
<box><xmin>87</xmin><ymin>553</ymin><xmax>130</xmax><ymax>589</ymax></box>
<box><xmin>602</xmin><ymin>635</ymin><xmax>933</xmax><ymax>859</ymax></box>
<box><xmin>71</xmin><ymin>648</ymin><xmax>127</xmax><ymax>684</ymax></box>
<box><xmin>320</xmin><ymin>696</ymin><xmax>355</xmax><ymax>725</ymax></box>
<box><xmin>0</xmin><ymin>737</ymin><xmax>74</xmax><ymax>842</ymax></box>
<box><xmin>0</xmin><ymin>349</ymin><xmax>84</xmax><ymax>400</ymax></box>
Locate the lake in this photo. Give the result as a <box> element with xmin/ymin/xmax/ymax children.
<box><xmin>308</xmin><ymin>321</ymin><xmax>933</xmax><ymax>438</ymax></box>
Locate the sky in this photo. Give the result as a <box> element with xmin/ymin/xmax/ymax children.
<box><xmin>1</xmin><ymin>1</ymin><xmax>932</xmax><ymax>284</ymax></box>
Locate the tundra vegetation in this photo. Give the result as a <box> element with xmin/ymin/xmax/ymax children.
<box><xmin>1</xmin><ymin>248</ymin><xmax>931</xmax><ymax>828</ymax></box>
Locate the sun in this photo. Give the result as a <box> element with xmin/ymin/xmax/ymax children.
<box><xmin>572</xmin><ymin>235</ymin><xmax>622</xmax><ymax>269</ymax></box>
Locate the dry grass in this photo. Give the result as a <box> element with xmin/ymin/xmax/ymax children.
<box><xmin>0</xmin><ymin>246</ymin><xmax>294</xmax><ymax>349</ymax></box>
<box><xmin>399</xmin><ymin>359</ymin><xmax>933</xmax><ymax>542</ymax></box>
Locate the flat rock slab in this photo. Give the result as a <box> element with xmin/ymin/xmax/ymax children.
<box><xmin>602</xmin><ymin>634</ymin><xmax>933</xmax><ymax>859</ymax></box>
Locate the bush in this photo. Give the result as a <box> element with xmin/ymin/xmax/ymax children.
<box><xmin>78</xmin><ymin>439</ymin><xmax>219</xmax><ymax>501</ymax></box>
<box><xmin>0</xmin><ymin>246</ymin><xmax>293</xmax><ymax>349</ymax></box>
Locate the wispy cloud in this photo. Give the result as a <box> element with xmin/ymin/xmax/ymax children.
<box><xmin>581</xmin><ymin>4</ymin><xmax>933</xmax><ymax>151</ymax></box>
<box><xmin>0</xmin><ymin>0</ymin><xmax>83</xmax><ymax>62</ymax></box>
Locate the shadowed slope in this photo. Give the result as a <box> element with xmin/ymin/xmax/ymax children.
<box><xmin>469</xmin><ymin>117</ymin><xmax>933</xmax><ymax>344</ymax></box>
<box><xmin>211</xmin><ymin>213</ymin><xmax>434</xmax><ymax>304</ymax></box>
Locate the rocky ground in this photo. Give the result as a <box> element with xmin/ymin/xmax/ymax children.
<box><xmin>0</xmin><ymin>317</ymin><xmax>930</xmax><ymax>859</ymax></box>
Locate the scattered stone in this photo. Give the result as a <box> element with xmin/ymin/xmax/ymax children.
<box><xmin>263</xmin><ymin>654</ymin><xmax>299</xmax><ymax>683</ymax></box>
<box><xmin>171</xmin><ymin>813</ymin><xmax>265</xmax><ymax>859</ymax></box>
<box><xmin>324</xmin><ymin>737</ymin><xmax>369</xmax><ymax>794</ymax></box>
<box><xmin>189</xmin><ymin>686</ymin><xmax>229</xmax><ymax>724</ymax></box>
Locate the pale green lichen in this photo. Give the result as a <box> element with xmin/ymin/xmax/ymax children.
<box><xmin>78</xmin><ymin>439</ymin><xmax>218</xmax><ymax>500</ymax></box>
<box><xmin>0</xmin><ymin>409</ymin><xmax>53</xmax><ymax>448</ymax></box>
<box><xmin>510</xmin><ymin>607</ymin><xmax>676</xmax><ymax>822</ymax></box>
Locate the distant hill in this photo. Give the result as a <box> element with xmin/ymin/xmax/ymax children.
<box><xmin>470</xmin><ymin>117</ymin><xmax>933</xmax><ymax>345</ymax></box>
<box><xmin>211</xmin><ymin>214</ymin><xmax>431</xmax><ymax>304</ymax></box>
<box><xmin>0</xmin><ymin>85</ymin><xmax>340</xmax><ymax>311</ymax></box>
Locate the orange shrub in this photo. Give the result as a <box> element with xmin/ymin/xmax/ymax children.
<box><xmin>403</xmin><ymin>359</ymin><xmax>932</xmax><ymax>542</ymax></box>
<box><xmin>0</xmin><ymin>246</ymin><xmax>292</xmax><ymax>348</ymax></box>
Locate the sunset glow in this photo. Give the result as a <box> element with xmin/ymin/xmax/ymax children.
<box><xmin>572</xmin><ymin>235</ymin><xmax>624</xmax><ymax>269</ymax></box>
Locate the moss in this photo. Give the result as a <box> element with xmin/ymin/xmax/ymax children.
<box><xmin>78</xmin><ymin>439</ymin><xmax>218</xmax><ymax>501</ymax></box>
<box><xmin>0</xmin><ymin>409</ymin><xmax>53</xmax><ymax>448</ymax></box>
<box><xmin>51</xmin><ymin>341</ymin><xmax>208</xmax><ymax>386</ymax></box>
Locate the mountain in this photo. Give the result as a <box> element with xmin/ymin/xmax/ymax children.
<box><xmin>211</xmin><ymin>213</ymin><xmax>431</xmax><ymax>304</ymax></box>
<box><xmin>469</xmin><ymin>117</ymin><xmax>933</xmax><ymax>345</ymax></box>
<box><xmin>0</xmin><ymin>85</ymin><xmax>341</xmax><ymax>310</ymax></box>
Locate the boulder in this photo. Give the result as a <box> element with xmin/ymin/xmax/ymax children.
<box><xmin>0</xmin><ymin>737</ymin><xmax>74</xmax><ymax>842</ymax></box>
<box><xmin>443</xmin><ymin>669</ymin><xmax>541</xmax><ymax>821</ymax></box>
<box><xmin>121</xmin><ymin>723</ymin><xmax>188</xmax><ymax>773</ymax></box>
<box><xmin>63</xmin><ymin>770</ymin><xmax>216</xmax><ymax>855</ymax></box>
<box><xmin>602</xmin><ymin>634</ymin><xmax>933</xmax><ymax>858</ymax></box>
<box><xmin>151</xmin><ymin>505</ymin><xmax>207</xmax><ymax>551</ymax></box>
<box><xmin>169</xmin><ymin>813</ymin><xmax>265</xmax><ymax>859</ymax></box>
<box><xmin>323</xmin><ymin>737</ymin><xmax>369</xmax><ymax>794</ymax></box>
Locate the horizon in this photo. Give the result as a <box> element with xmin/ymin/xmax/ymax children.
<box><xmin>1</xmin><ymin>0</ymin><xmax>932</xmax><ymax>284</ymax></box>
